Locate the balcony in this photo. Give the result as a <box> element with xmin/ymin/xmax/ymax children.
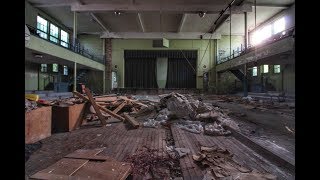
<box><xmin>216</xmin><ymin>27</ymin><xmax>295</xmax><ymax>72</ymax></box>
<box><xmin>25</xmin><ymin>24</ymin><xmax>105</xmax><ymax>71</ymax></box>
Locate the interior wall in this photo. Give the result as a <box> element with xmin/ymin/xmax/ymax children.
<box><xmin>86</xmin><ymin>71</ymin><xmax>104</xmax><ymax>94</ymax></box>
<box><xmin>25</xmin><ymin>62</ymin><xmax>39</xmax><ymax>91</ymax></box>
<box><xmin>217</xmin><ymin>35</ymin><xmax>244</xmax><ymax>61</ymax></box>
<box><xmin>78</xmin><ymin>35</ymin><xmax>103</xmax><ymax>56</ymax></box>
<box><xmin>25</xmin><ymin>1</ymin><xmax>71</xmax><ymax>34</ymax></box>
<box><xmin>111</xmin><ymin>39</ymin><xmax>216</xmax><ymax>89</ymax></box>
<box><xmin>248</xmin><ymin>55</ymin><xmax>295</xmax><ymax>96</ymax></box>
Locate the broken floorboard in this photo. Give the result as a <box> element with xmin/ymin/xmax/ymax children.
<box><xmin>171</xmin><ymin>125</ymin><xmax>294</xmax><ymax>180</ymax></box>
<box><xmin>30</xmin><ymin>148</ymin><xmax>132</xmax><ymax>180</ymax></box>
<box><xmin>25</xmin><ymin>123</ymin><xmax>167</xmax><ymax>178</ymax></box>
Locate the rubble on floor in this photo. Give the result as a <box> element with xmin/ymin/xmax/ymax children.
<box><xmin>124</xmin><ymin>146</ymin><xmax>181</xmax><ymax>179</ymax></box>
<box><xmin>193</xmin><ymin>146</ymin><xmax>277</xmax><ymax>180</ymax></box>
<box><xmin>204</xmin><ymin>122</ymin><xmax>231</xmax><ymax>136</ymax></box>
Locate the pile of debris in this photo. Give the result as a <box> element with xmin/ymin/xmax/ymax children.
<box><xmin>124</xmin><ymin>146</ymin><xmax>181</xmax><ymax>179</ymax></box>
<box><xmin>156</xmin><ymin>92</ymin><xmax>235</xmax><ymax>136</ymax></box>
<box><xmin>193</xmin><ymin>146</ymin><xmax>277</xmax><ymax>180</ymax></box>
<box><xmin>25</xmin><ymin>99</ymin><xmax>39</xmax><ymax>112</ymax></box>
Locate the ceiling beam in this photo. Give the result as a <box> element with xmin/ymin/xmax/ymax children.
<box><xmin>256</xmin><ymin>4</ymin><xmax>290</xmax><ymax>8</ymax></box>
<box><xmin>32</xmin><ymin>3</ymin><xmax>73</xmax><ymax>7</ymax></box>
<box><xmin>137</xmin><ymin>13</ymin><xmax>145</xmax><ymax>32</ymax></box>
<box><xmin>89</xmin><ymin>13</ymin><xmax>109</xmax><ymax>32</ymax></box>
<box><xmin>178</xmin><ymin>14</ymin><xmax>186</xmax><ymax>32</ymax></box>
<box><xmin>71</xmin><ymin>3</ymin><xmax>252</xmax><ymax>14</ymax></box>
<box><xmin>100</xmin><ymin>32</ymin><xmax>221</xmax><ymax>39</ymax></box>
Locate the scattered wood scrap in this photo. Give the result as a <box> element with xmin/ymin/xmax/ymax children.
<box><xmin>123</xmin><ymin>113</ymin><xmax>140</xmax><ymax>128</ymax></box>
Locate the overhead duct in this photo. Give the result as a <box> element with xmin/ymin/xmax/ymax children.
<box><xmin>153</xmin><ymin>38</ymin><xmax>169</xmax><ymax>48</ymax></box>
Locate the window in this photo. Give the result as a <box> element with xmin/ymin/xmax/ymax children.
<box><xmin>40</xmin><ymin>64</ymin><xmax>47</xmax><ymax>72</ymax></box>
<box><xmin>50</xmin><ymin>24</ymin><xmax>59</xmax><ymax>43</ymax></box>
<box><xmin>273</xmin><ymin>17</ymin><xmax>285</xmax><ymax>34</ymax></box>
<box><xmin>274</xmin><ymin>65</ymin><xmax>281</xmax><ymax>73</ymax></box>
<box><xmin>52</xmin><ymin>64</ymin><xmax>59</xmax><ymax>72</ymax></box>
<box><xmin>60</xmin><ymin>30</ymin><xmax>69</xmax><ymax>48</ymax></box>
<box><xmin>63</xmin><ymin>66</ymin><xmax>68</xmax><ymax>75</ymax></box>
<box><xmin>252</xmin><ymin>67</ymin><xmax>257</xmax><ymax>76</ymax></box>
<box><xmin>251</xmin><ymin>25</ymin><xmax>272</xmax><ymax>46</ymax></box>
<box><xmin>262</xmin><ymin>65</ymin><xmax>269</xmax><ymax>73</ymax></box>
<box><xmin>37</xmin><ymin>16</ymin><xmax>48</xmax><ymax>39</ymax></box>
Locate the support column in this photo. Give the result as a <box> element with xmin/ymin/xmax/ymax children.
<box><xmin>243</xmin><ymin>64</ymin><xmax>248</xmax><ymax>97</ymax></box>
<box><xmin>73</xmin><ymin>62</ymin><xmax>77</xmax><ymax>92</ymax></box>
<box><xmin>73</xmin><ymin>12</ymin><xmax>77</xmax><ymax>46</ymax></box>
<box><xmin>102</xmin><ymin>39</ymin><xmax>106</xmax><ymax>94</ymax></box>
<box><xmin>244</xmin><ymin>12</ymin><xmax>248</xmax><ymax>49</ymax></box>
<box><xmin>105</xmin><ymin>38</ymin><xmax>112</xmax><ymax>91</ymax></box>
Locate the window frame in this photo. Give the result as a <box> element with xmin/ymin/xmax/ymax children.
<box><xmin>49</xmin><ymin>23</ymin><xmax>59</xmax><ymax>43</ymax></box>
<box><xmin>252</xmin><ymin>66</ymin><xmax>258</xmax><ymax>76</ymax></box>
<box><xmin>274</xmin><ymin>65</ymin><xmax>281</xmax><ymax>74</ymax></box>
<box><xmin>40</xmin><ymin>64</ymin><xmax>47</xmax><ymax>73</ymax></box>
<box><xmin>36</xmin><ymin>15</ymin><xmax>70</xmax><ymax>48</ymax></box>
<box><xmin>60</xmin><ymin>29</ymin><xmax>69</xmax><ymax>48</ymax></box>
<box><xmin>36</xmin><ymin>15</ymin><xmax>48</xmax><ymax>39</ymax></box>
<box><xmin>52</xmin><ymin>63</ymin><xmax>59</xmax><ymax>73</ymax></box>
<box><xmin>63</xmin><ymin>65</ymin><xmax>68</xmax><ymax>75</ymax></box>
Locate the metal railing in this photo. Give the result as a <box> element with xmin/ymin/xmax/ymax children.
<box><xmin>217</xmin><ymin>27</ymin><xmax>295</xmax><ymax>64</ymax></box>
<box><xmin>26</xmin><ymin>24</ymin><xmax>105</xmax><ymax>64</ymax></box>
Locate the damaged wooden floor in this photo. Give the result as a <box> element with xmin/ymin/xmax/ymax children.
<box><xmin>171</xmin><ymin>125</ymin><xmax>294</xmax><ymax>180</ymax></box>
<box><xmin>26</xmin><ymin>123</ymin><xmax>294</xmax><ymax>180</ymax></box>
<box><xmin>25</xmin><ymin>123</ymin><xmax>167</xmax><ymax>178</ymax></box>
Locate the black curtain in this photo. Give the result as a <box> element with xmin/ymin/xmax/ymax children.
<box><xmin>125</xmin><ymin>58</ymin><xmax>157</xmax><ymax>88</ymax></box>
<box><xmin>166</xmin><ymin>58</ymin><xmax>197</xmax><ymax>88</ymax></box>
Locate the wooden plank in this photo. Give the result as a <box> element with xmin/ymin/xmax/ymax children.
<box><xmin>73</xmin><ymin>159</ymin><xmax>132</xmax><ymax>180</ymax></box>
<box><xmin>113</xmin><ymin>101</ymin><xmax>127</xmax><ymax>114</ymax></box>
<box><xmin>65</xmin><ymin>148</ymin><xmax>104</xmax><ymax>158</ymax></box>
<box><xmin>123</xmin><ymin>113</ymin><xmax>140</xmax><ymax>128</ymax></box>
<box><xmin>31</xmin><ymin>158</ymin><xmax>89</xmax><ymax>177</ymax></box>
<box><xmin>84</xmin><ymin>88</ymin><xmax>107</xmax><ymax>125</ymax></box>
<box><xmin>73</xmin><ymin>91</ymin><xmax>125</xmax><ymax>121</ymax></box>
<box><xmin>119</xmin><ymin>96</ymin><xmax>148</xmax><ymax>108</ymax></box>
<box><xmin>94</xmin><ymin>96</ymin><xmax>118</xmax><ymax>102</ymax></box>
<box><xmin>30</xmin><ymin>172</ymin><xmax>78</xmax><ymax>180</ymax></box>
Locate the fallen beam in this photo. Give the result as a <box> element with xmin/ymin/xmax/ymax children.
<box><xmin>73</xmin><ymin>91</ymin><xmax>125</xmax><ymax>121</ymax></box>
<box><xmin>84</xmin><ymin>88</ymin><xmax>107</xmax><ymax>125</ymax></box>
<box><xmin>123</xmin><ymin>113</ymin><xmax>140</xmax><ymax>128</ymax></box>
<box><xmin>113</xmin><ymin>101</ymin><xmax>127</xmax><ymax>114</ymax></box>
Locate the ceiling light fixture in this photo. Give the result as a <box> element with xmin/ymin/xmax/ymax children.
<box><xmin>114</xmin><ymin>11</ymin><xmax>122</xmax><ymax>15</ymax></box>
<box><xmin>198</xmin><ymin>11</ymin><xmax>206</xmax><ymax>18</ymax></box>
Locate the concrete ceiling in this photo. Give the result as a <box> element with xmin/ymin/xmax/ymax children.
<box><xmin>27</xmin><ymin>0</ymin><xmax>295</xmax><ymax>38</ymax></box>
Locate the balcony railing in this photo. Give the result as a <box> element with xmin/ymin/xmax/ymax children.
<box><xmin>217</xmin><ymin>27</ymin><xmax>295</xmax><ymax>65</ymax></box>
<box><xmin>26</xmin><ymin>24</ymin><xmax>105</xmax><ymax>64</ymax></box>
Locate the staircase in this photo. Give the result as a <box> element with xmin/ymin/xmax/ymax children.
<box><xmin>69</xmin><ymin>69</ymin><xmax>89</xmax><ymax>85</ymax></box>
<box><xmin>229</xmin><ymin>69</ymin><xmax>244</xmax><ymax>82</ymax></box>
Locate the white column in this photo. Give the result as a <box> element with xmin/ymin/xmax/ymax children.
<box><xmin>73</xmin><ymin>62</ymin><xmax>77</xmax><ymax>92</ymax></box>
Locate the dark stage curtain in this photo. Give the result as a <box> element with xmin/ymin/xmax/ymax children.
<box><xmin>124</xmin><ymin>58</ymin><xmax>157</xmax><ymax>88</ymax></box>
<box><xmin>166</xmin><ymin>58</ymin><xmax>197</xmax><ymax>88</ymax></box>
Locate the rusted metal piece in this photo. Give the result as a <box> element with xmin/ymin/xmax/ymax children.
<box><xmin>25</xmin><ymin>106</ymin><xmax>52</xmax><ymax>144</ymax></box>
